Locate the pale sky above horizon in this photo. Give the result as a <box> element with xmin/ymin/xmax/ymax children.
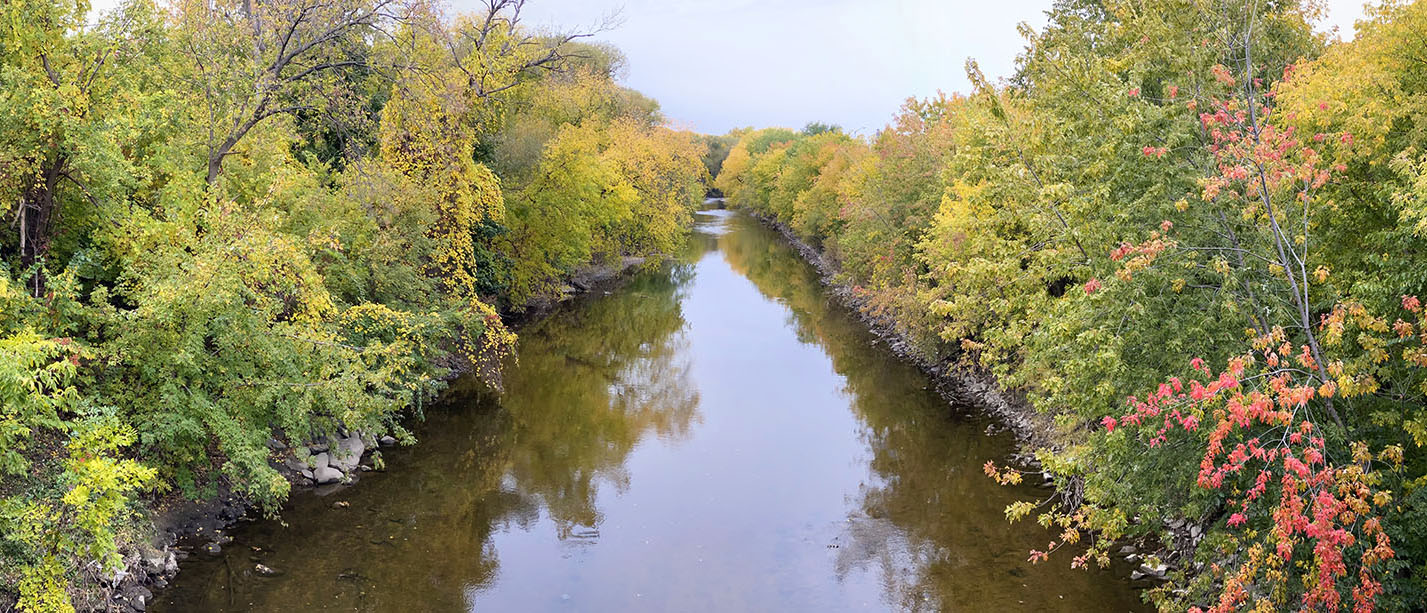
<box><xmin>87</xmin><ymin>0</ymin><xmax>1374</xmax><ymax>135</ymax></box>
<box><xmin>489</xmin><ymin>0</ymin><xmax>1372</xmax><ymax>136</ymax></box>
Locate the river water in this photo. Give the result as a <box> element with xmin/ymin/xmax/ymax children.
<box><xmin>155</xmin><ymin>206</ymin><xmax>1146</xmax><ymax>611</ymax></box>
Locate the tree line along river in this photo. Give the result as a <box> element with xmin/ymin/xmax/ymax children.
<box><xmin>154</xmin><ymin>205</ymin><xmax>1147</xmax><ymax>612</ymax></box>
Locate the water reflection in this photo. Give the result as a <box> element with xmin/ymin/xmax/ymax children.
<box><xmin>716</xmin><ymin>212</ymin><xmax>1144</xmax><ymax>612</ymax></box>
<box><xmin>154</xmin><ymin>252</ymin><xmax>702</xmax><ymax>611</ymax></box>
<box><xmin>155</xmin><ymin>207</ymin><xmax>1143</xmax><ymax>612</ymax></box>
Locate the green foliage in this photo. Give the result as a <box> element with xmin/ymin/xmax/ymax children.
<box><xmin>501</xmin><ymin>119</ymin><xmax>706</xmax><ymax>305</ymax></box>
<box><xmin>714</xmin><ymin>1</ymin><xmax>1427</xmax><ymax>609</ymax></box>
<box><xmin>0</xmin><ymin>0</ymin><xmax>706</xmax><ymax>608</ymax></box>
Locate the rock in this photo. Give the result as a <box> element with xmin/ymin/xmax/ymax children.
<box><xmin>283</xmin><ymin>457</ymin><xmax>307</xmax><ymax>473</ymax></box>
<box><xmin>119</xmin><ymin>585</ymin><xmax>151</xmax><ymax>611</ymax></box>
<box><xmin>254</xmin><ymin>563</ymin><xmax>282</xmax><ymax>577</ymax></box>
<box><xmin>313</xmin><ymin>465</ymin><xmax>343</xmax><ymax>485</ymax></box>
<box><xmin>266</xmin><ymin>438</ymin><xmax>287</xmax><ymax>451</ymax></box>
<box><xmin>1130</xmin><ymin>570</ymin><xmax>1146</xmax><ymax>581</ymax></box>
<box><xmin>332</xmin><ymin>436</ymin><xmax>365</xmax><ymax>472</ymax></box>
<box><xmin>140</xmin><ymin>547</ymin><xmax>168</xmax><ymax>573</ymax></box>
<box><xmin>308</xmin><ymin>438</ymin><xmax>329</xmax><ymax>453</ymax></box>
<box><xmin>312</xmin><ymin>452</ymin><xmax>330</xmax><ymax>469</ymax></box>
<box><xmin>1139</xmin><ymin>561</ymin><xmax>1169</xmax><ymax>578</ymax></box>
<box><xmin>379</xmin><ymin>435</ymin><xmax>397</xmax><ymax>447</ymax></box>
<box><xmin>201</xmin><ymin>542</ymin><xmax>222</xmax><ymax>555</ymax></box>
<box><xmin>301</xmin><ymin>468</ymin><xmax>314</xmax><ymax>481</ymax></box>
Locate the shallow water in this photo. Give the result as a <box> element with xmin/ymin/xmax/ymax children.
<box><xmin>155</xmin><ymin>207</ymin><xmax>1146</xmax><ymax>612</ymax></box>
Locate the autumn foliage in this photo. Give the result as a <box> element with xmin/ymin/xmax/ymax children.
<box><xmin>717</xmin><ymin>0</ymin><xmax>1427</xmax><ymax>610</ymax></box>
<box><xmin>0</xmin><ymin>0</ymin><xmax>705</xmax><ymax>609</ymax></box>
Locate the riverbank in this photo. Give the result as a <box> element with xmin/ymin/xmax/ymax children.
<box><xmin>743</xmin><ymin>208</ymin><xmax>1053</xmax><ymax>450</ymax></box>
<box><xmin>146</xmin><ymin>203</ymin><xmax>1148</xmax><ymax>611</ymax></box>
<box><xmin>88</xmin><ymin>254</ymin><xmax>663</xmax><ymax>613</ymax></box>
<box><xmin>739</xmin><ymin>206</ymin><xmax>1178</xmax><ymax>587</ymax></box>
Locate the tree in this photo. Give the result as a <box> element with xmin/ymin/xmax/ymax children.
<box><xmin>168</xmin><ymin>0</ymin><xmax>412</xmax><ymax>184</ymax></box>
<box><xmin>0</xmin><ymin>0</ymin><xmax>164</xmax><ymax>292</ymax></box>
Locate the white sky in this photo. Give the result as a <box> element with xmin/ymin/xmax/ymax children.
<box><xmin>493</xmin><ymin>0</ymin><xmax>1372</xmax><ymax>135</ymax></box>
<box><xmin>86</xmin><ymin>0</ymin><xmax>1372</xmax><ymax>135</ymax></box>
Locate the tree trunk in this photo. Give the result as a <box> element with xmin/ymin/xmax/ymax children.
<box><xmin>18</xmin><ymin>155</ymin><xmax>66</xmax><ymax>296</ymax></box>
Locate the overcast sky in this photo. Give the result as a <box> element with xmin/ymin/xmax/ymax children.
<box><xmin>476</xmin><ymin>0</ymin><xmax>1371</xmax><ymax>136</ymax></box>
<box><xmin>85</xmin><ymin>0</ymin><xmax>1372</xmax><ymax>135</ymax></box>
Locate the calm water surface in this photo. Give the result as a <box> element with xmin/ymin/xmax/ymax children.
<box><xmin>156</xmin><ymin>207</ymin><xmax>1146</xmax><ymax>611</ymax></box>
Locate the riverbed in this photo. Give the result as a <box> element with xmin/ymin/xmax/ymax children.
<box><xmin>154</xmin><ymin>206</ymin><xmax>1146</xmax><ymax>611</ymax></box>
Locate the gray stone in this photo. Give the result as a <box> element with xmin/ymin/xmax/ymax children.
<box><xmin>332</xmin><ymin>436</ymin><xmax>365</xmax><ymax>472</ymax></box>
<box><xmin>313</xmin><ymin>466</ymin><xmax>343</xmax><ymax>485</ymax></box>
<box><xmin>312</xmin><ymin>452</ymin><xmax>330</xmax><ymax>469</ymax></box>
<box><xmin>300</xmin><ymin>469</ymin><xmax>314</xmax><ymax>481</ymax></box>
<box><xmin>140</xmin><ymin>547</ymin><xmax>167</xmax><ymax>572</ymax></box>
<box><xmin>283</xmin><ymin>457</ymin><xmax>306</xmax><ymax>473</ymax></box>
<box><xmin>379</xmin><ymin>435</ymin><xmax>397</xmax><ymax>447</ymax></box>
<box><xmin>120</xmin><ymin>585</ymin><xmax>151</xmax><ymax>611</ymax></box>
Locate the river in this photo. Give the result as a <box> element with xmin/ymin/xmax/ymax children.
<box><xmin>154</xmin><ymin>205</ymin><xmax>1146</xmax><ymax>611</ymax></box>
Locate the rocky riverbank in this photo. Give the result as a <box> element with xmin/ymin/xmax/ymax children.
<box><xmin>741</xmin><ymin>205</ymin><xmax>1182</xmax><ymax>589</ymax></box>
<box><xmin>94</xmin><ymin>257</ymin><xmax>660</xmax><ymax>612</ymax></box>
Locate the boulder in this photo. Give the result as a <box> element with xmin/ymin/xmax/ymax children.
<box><xmin>313</xmin><ymin>466</ymin><xmax>343</xmax><ymax>485</ymax></box>
<box><xmin>119</xmin><ymin>585</ymin><xmax>151</xmax><ymax>611</ymax></box>
<box><xmin>139</xmin><ymin>547</ymin><xmax>167</xmax><ymax>573</ymax></box>
<box><xmin>379</xmin><ymin>435</ymin><xmax>397</xmax><ymax>447</ymax></box>
<box><xmin>312</xmin><ymin>452</ymin><xmax>330</xmax><ymax>469</ymax></box>
<box><xmin>332</xmin><ymin>436</ymin><xmax>365</xmax><ymax>472</ymax></box>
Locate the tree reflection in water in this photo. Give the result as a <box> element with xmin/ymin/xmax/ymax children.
<box><xmin>154</xmin><ymin>207</ymin><xmax>1143</xmax><ymax>612</ymax></box>
<box><xmin>717</xmin><ymin>212</ymin><xmax>1144</xmax><ymax>612</ymax></box>
<box><xmin>154</xmin><ymin>245</ymin><xmax>703</xmax><ymax>612</ymax></box>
